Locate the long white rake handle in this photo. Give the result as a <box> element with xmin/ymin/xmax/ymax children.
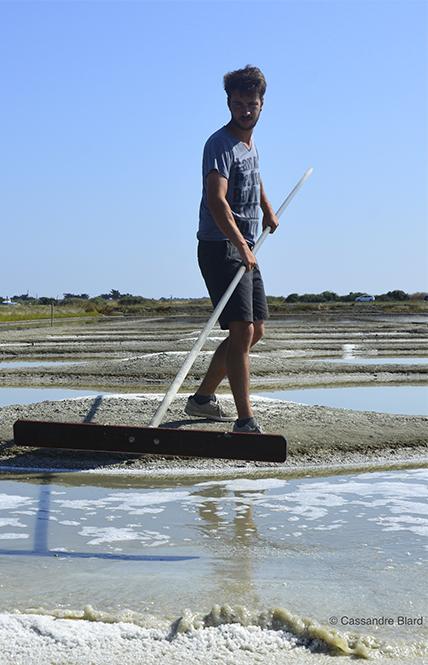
<box><xmin>149</xmin><ymin>167</ymin><xmax>313</xmax><ymax>427</ymax></box>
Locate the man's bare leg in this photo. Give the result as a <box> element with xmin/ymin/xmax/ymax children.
<box><xmin>196</xmin><ymin>321</ymin><xmax>264</xmax><ymax>418</ymax></box>
<box><xmin>195</xmin><ymin>337</ymin><xmax>229</xmax><ymax>398</ymax></box>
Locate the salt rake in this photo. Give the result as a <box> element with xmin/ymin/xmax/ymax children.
<box><xmin>14</xmin><ymin>168</ymin><xmax>313</xmax><ymax>462</ymax></box>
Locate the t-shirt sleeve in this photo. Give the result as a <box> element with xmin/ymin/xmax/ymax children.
<box><xmin>203</xmin><ymin>137</ymin><xmax>232</xmax><ymax>180</ymax></box>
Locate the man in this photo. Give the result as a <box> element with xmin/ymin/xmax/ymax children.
<box><xmin>185</xmin><ymin>65</ymin><xmax>279</xmax><ymax>433</ymax></box>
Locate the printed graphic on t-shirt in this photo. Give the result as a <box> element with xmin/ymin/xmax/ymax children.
<box><xmin>231</xmin><ymin>155</ymin><xmax>260</xmax><ymax>220</ymax></box>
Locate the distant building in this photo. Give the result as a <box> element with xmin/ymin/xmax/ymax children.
<box><xmin>0</xmin><ymin>299</ymin><xmax>17</xmax><ymax>306</ymax></box>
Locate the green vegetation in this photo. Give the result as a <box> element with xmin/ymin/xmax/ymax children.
<box><xmin>1</xmin><ymin>289</ymin><xmax>427</xmax><ymax>323</ymax></box>
<box><xmin>282</xmin><ymin>289</ymin><xmax>418</xmax><ymax>303</ymax></box>
<box><xmin>0</xmin><ymin>306</ymin><xmax>99</xmax><ymax>323</ymax></box>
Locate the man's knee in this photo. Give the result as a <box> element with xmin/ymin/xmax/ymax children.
<box><xmin>252</xmin><ymin>321</ymin><xmax>265</xmax><ymax>345</ymax></box>
<box><xmin>228</xmin><ymin>321</ymin><xmax>254</xmax><ymax>350</ymax></box>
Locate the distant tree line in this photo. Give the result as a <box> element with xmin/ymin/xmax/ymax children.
<box><xmin>283</xmin><ymin>289</ymin><xmax>418</xmax><ymax>303</ymax></box>
<box><xmin>2</xmin><ymin>288</ymin><xmax>427</xmax><ymax>305</ymax></box>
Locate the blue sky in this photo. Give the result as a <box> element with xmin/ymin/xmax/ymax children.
<box><xmin>1</xmin><ymin>0</ymin><xmax>427</xmax><ymax>299</ymax></box>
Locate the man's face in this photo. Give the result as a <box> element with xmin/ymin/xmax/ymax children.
<box><xmin>227</xmin><ymin>90</ymin><xmax>263</xmax><ymax>131</ymax></box>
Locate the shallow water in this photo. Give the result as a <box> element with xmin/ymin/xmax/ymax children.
<box><xmin>367</xmin><ymin>315</ymin><xmax>428</xmax><ymax>324</ymax></box>
<box><xmin>2</xmin><ymin>384</ymin><xmax>428</xmax><ymax>418</ymax></box>
<box><xmin>316</xmin><ymin>356</ymin><xmax>428</xmax><ymax>365</ymax></box>
<box><xmin>0</xmin><ymin>360</ymin><xmax>86</xmax><ymax>368</ymax></box>
<box><xmin>0</xmin><ymin>387</ymin><xmax>112</xmax><ymax>408</ymax></box>
<box><xmin>256</xmin><ymin>385</ymin><xmax>428</xmax><ymax>416</ymax></box>
<box><xmin>0</xmin><ymin>468</ymin><xmax>426</xmax><ymax>663</ymax></box>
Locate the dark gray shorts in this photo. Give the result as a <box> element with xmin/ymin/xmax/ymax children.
<box><xmin>198</xmin><ymin>240</ymin><xmax>269</xmax><ymax>330</ymax></box>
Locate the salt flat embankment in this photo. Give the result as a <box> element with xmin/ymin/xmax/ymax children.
<box><xmin>0</xmin><ymin>314</ymin><xmax>426</xmax><ymax>472</ymax></box>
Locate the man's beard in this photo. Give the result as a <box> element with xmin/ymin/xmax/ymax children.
<box><xmin>231</xmin><ymin>115</ymin><xmax>260</xmax><ymax>131</ymax></box>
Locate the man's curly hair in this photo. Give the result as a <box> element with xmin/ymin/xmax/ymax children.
<box><xmin>223</xmin><ymin>65</ymin><xmax>267</xmax><ymax>100</ymax></box>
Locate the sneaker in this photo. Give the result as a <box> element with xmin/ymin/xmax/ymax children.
<box><xmin>184</xmin><ymin>395</ymin><xmax>235</xmax><ymax>422</ymax></box>
<box><xmin>232</xmin><ymin>419</ymin><xmax>264</xmax><ymax>434</ymax></box>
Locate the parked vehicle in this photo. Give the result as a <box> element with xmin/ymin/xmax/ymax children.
<box><xmin>355</xmin><ymin>295</ymin><xmax>375</xmax><ymax>302</ymax></box>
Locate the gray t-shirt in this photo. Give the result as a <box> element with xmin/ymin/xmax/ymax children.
<box><xmin>198</xmin><ymin>126</ymin><xmax>261</xmax><ymax>244</ymax></box>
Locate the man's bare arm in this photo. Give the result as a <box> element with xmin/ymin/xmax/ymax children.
<box><xmin>206</xmin><ymin>171</ymin><xmax>257</xmax><ymax>271</ymax></box>
<box><xmin>260</xmin><ymin>180</ymin><xmax>279</xmax><ymax>233</ymax></box>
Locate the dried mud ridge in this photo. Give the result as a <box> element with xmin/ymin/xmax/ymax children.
<box><xmin>0</xmin><ymin>314</ymin><xmax>427</xmax><ymax>472</ymax></box>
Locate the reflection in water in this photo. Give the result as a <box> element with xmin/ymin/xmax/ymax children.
<box><xmin>192</xmin><ymin>483</ymin><xmax>312</xmax><ymax>607</ymax></box>
<box><xmin>193</xmin><ymin>485</ymin><xmax>260</xmax><ymax>603</ymax></box>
